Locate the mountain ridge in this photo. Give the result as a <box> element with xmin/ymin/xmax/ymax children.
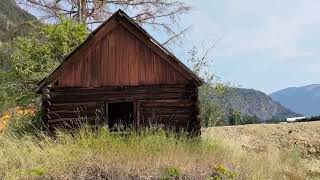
<box><xmin>200</xmin><ymin>86</ymin><xmax>302</xmax><ymax>123</ymax></box>
<box><xmin>271</xmin><ymin>84</ymin><xmax>320</xmax><ymax>93</ymax></box>
<box><xmin>0</xmin><ymin>0</ymin><xmax>36</xmax><ymax>42</ymax></box>
<box><xmin>270</xmin><ymin>84</ymin><xmax>320</xmax><ymax>117</ymax></box>
<box><xmin>223</xmin><ymin>87</ymin><xmax>302</xmax><ymax>121</ymax></box>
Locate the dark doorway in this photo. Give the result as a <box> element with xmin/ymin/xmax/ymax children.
<box><xmin>107</xmin><ymin>102</ymin><xmax>134</xmax><ymax>130</ymax></box>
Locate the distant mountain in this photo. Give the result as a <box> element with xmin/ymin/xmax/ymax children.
<box><xmin>221</xmin><ymin>88</ymin><xmax>302</xmax><ymax>121</ymax></box>
<box><xmin>270</xmin><ymin>84</ymin><xmax>320</xmax><ymax>117</ymax></box>
<box><xmin>0</xmin><ymin>0</ymin><xmax>36</xmax><ymax>42</ymax></box>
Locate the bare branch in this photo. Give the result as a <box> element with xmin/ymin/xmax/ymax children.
<box><xmin>16</xmin><ymin>0</ymin><xmax>191</xmax><ymax>44</ymax></box>
<box><xmin>162</xmin><ymin>26</ymin><xmax>190</xmax><ymax>46</ymax></box>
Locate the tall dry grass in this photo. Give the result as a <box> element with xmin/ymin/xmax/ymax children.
<box><xmin>0</xmin><ymin>124</ymin><xmax>305</xmax><ymax>180</ymax></box>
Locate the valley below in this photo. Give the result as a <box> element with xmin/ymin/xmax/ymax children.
<box><xmin>203</xmin><ymin>121</ymin><xmax>320</xmax><ymax>178</ymax></box>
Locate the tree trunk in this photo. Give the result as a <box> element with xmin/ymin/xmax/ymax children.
<box><xmin>78</xmin><ymin>0</ymin><xmax>86</xmax><ymax>23</ymax></box>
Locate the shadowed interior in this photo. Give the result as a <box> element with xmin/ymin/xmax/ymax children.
<box><xmin>108</xmin><ymin>102</ymin><xmax>134</xmax><ymax>130</ymax></box>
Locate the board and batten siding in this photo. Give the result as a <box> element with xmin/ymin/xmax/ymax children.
<box><xmin>55</xmin><ymin>24</ymin><xmax>188</xmax><ymax>88</ymax></box>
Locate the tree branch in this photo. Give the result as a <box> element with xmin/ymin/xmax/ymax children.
<box><xmin>162</xmin><ymin>26</ymin><xmax>190</xmax><ymax>46</ymax></box>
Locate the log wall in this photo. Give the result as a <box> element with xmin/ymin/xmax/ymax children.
<box><xmin>41</xmin><ymin>85</ymin><xmax>201</xmax><ymax>134</ymax></box>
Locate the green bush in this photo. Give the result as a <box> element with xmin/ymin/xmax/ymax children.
<box><xmin>162</xmin><ymin>166</ymin><xmax>181</xmax><ymax>179</ymax></box>
<box><xmin>0</xmin><ymin>18</ymin><xmax>88</xmax><ymax>112</ymax></box>
<box><xmin>210</xmin><ymin>164</ymin><xmax>238</xmax><ymax>180</ymax></box>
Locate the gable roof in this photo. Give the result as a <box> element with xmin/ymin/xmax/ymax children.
<box><xmin>36</xmin><ymin>9</ymin><xmax>204</xmax><ymax>91</ymax></box>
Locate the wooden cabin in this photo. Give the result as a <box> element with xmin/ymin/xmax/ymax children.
<box><xmin>36</xmin><ymin>10</ymin><xmax>204</xmax><ymax>134</ymax></box>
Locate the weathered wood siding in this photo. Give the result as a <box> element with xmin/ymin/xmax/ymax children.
<box><xmin>55</xmin><ymin>23</ymin><xmax>188</xmax><ymax>88</ymax></box>
<box><xmin>38</xmin><ymin>11</ymin><xmax>202</xmax><ymax>134</ymax></box>
<box><xmin>41</xmin><ymin>85</ymin><xmax>200</xmax><ymax>133</ymax></box>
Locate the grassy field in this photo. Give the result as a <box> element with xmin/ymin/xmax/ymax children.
<box><xmin>0</xmin><ymin>124</ymin><xmax>305</xmax><ymax>180</ymax></box>
<box><xmin>204</xmin><ymin>122</ymin><xmax>320</xmax><ymax>179</ymax></box>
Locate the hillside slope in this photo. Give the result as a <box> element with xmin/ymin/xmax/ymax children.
<box><xmin>214</xmin><ymin>87</ymin><xmax>301</xmax><ymax>121</ymax></box>
<box><xmin>0</xmin><ymin>0</ymin><xmax>36</xmax><ymax>41</ymax></box>
<box><xmin>270</xmin><ymin>84</ymin><xmax>320</xmax><ymax>117</ymax></box>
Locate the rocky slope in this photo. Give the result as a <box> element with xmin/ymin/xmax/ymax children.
<box><xmin>219</xmin><ymin>88</ymin><xmax>301</xmax><ymax>121</ymax></box>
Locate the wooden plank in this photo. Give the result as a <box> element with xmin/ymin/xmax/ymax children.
<box><xmin>100</xmin><ymin>34</ymin><xmax>109</xmax><ymax>86</ymax></box>
<box><xmin>48</xmin><ymin>117</ymin><xmax>100</xmax><ymax>123</ymax></box>
<box><xmin>91</xmin><ymin>41</ymin><xmax>101</xmax><ymax>87</ymax></box>
<box><xmin>44</xmin><ymin>20</ymin><xmax>118</xmax><ymax>84</ymax></box>
<box><xmin>54</xmin><ymin>84</ymin><xmax>187</xmax><ymax>91</ymax></box>
<box><xmin>118</xmin><ymin>21</ymin><xmax>190</xmax><ymax>82</ymax></box>
<box><xmin>50</xmin><ymin>94</ymin><xmax>190</xmax><ymax>103</ymax></box>
<box><xmin>62</xmin><ymin>60</ymin><xmax>75</xmax><ymax>87</ymax></box>
<box><xmin>83</xmin><ymin>49</ymin><xmax>91</xmax><ymax>87</ymax></box>
<box><xmin>131</xmin><ymin>33</ymin><xmax>139</xmax><ymax>86</ymax></box>
<box><xmin>121</xmin><ymin>26</ymin><xmax>130</xmax><ymax>86</ymax></box>
<box><xmin>105</xmin><ymin>101</ymin><xmax>108</xmax><ymax>126</ymax></box>
<box><xmin>73</xmin><ymin>55</ymin><xmax>81</xmax><ymax>86</ymax></box>
<box><xmin>108</xmin><ymin>29</ymin><xmax>116</xmax><ymax>86</ymax></box>
<box><xmin>51</xmin><ymin>21</ymin><xmax>189</xmax><ymax>88</ymax></box>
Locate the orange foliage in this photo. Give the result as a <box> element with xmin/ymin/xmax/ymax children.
<box><xmin>0</xmin><ymin>106</ymin><xmax>38</xmax><ymax>130</ymax></box>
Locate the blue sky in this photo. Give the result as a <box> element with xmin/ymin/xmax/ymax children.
<box><xmin>23</xmin><ymin>0</ymin><xmax>320</xmax><ymax>94</ymax></box>
<box><xmin>162</xmin><ymin>0</ymin><xmax>320</xmax><ymax>94</ymax></box>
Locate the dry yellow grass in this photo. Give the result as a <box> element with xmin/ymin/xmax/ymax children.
<box><xmin>203</xmin><ymin>122</ymin><xmax>320</xmax><ymax>179</ymax></box>
<box><xmin>0</xmin><ymin>126</ymin><xmax>306</xmax><ymax>179</ymax></box>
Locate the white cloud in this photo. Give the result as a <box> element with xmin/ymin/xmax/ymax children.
<box><xmin>183</xmin><ymin>0</ymin><xmax>320</xmax><ymax>59</ymax></box>
<box><xmin>176</xmin><ymin>0</ymin><xmax>320</xmax><ymax>92</ymax></box>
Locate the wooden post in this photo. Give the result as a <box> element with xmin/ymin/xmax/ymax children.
<box><xmin>134</xmin><ymin>101</ymin><xmax>140</xmax><ymax>131</ymax></box>
<box><xmin>105</xmin><ymin>101</ymin><xmax>109</xmax><ymax>127</ymax></box>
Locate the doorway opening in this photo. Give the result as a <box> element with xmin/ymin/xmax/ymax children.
<box><xmin>107</xmin><ymin>102</ymin><xmax>134</xmax><ymax>131</ymax></box>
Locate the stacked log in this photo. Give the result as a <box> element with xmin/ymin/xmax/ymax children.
<box><xmin>40</xmin><ymin>84</ymin><xmax>201</xmax><ymax>135</ymax></box>
<box><xmin>40</xmin><ymin>84</ymin><xmax>52</xmax><ymax>125</ymax></box>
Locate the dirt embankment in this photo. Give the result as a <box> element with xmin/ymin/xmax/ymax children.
<box><xmin>203</xmin><ymin>121</ymin><xmax>320</xmax><ymax>176</ymax></box>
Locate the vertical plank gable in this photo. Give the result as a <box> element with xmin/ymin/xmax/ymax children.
<box><xmin>55</xmin><ymin>21</ymin><xmax>189</xmax><ymax>88</ymax></box>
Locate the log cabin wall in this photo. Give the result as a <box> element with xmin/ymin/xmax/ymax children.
<box><xmin>41</xmin><ymin>85</ymin><xmax>200</xmax><ymax>134</ymax></box>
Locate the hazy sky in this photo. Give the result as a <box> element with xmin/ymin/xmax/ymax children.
<box><xmin>165</xmin><ymin>0</ymin><xmax>320</xmax><ymax>94</ymax></box>
<box><xmin>23</xmin><ymin>1</ymin><xmax>320</xmax><ymax>94</ymax></box>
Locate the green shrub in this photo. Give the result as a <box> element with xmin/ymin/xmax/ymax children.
<box><xmin>210</xmin><ymin>164</ymin><xmax>238</xmax><ymax>180</ymax></box>
<box><xmin>0</xmin><ymin>18</ymin><xmax>88</xmax><ymax>112</ymax></box>
<box><xmin>27</xmin><ymin>167</ymin><xmax>47</xmax><ymax>177</ymax></box>
<box><xmin>162</xmin><ymin>166</ymin><xmax>181</xmax><ymax>179</ymax></box>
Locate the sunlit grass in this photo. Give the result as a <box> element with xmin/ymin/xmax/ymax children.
<box><xmin>0</xmin><ymin>124</ymin><xmax>305</xmax><ymax>179</ymax></box>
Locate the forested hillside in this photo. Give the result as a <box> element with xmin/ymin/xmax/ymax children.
<box><xmin>0</xmin><ymin>0</ymin><xmax>36</xmax><ymax>42</ymax></box>
<box><xmin>0</xmin><ymin>0</ymin><xmax>39</xmax><ymax>111</ymax></box>
<box><xmin>224</xmin><ymin>88</ymin><xmax>302</xmax><ymax>121</ymax></box>
<box><xmin>200</xmin><ymin>86</ymin><xmax>302</xmax><ymax>125</ymax></box>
